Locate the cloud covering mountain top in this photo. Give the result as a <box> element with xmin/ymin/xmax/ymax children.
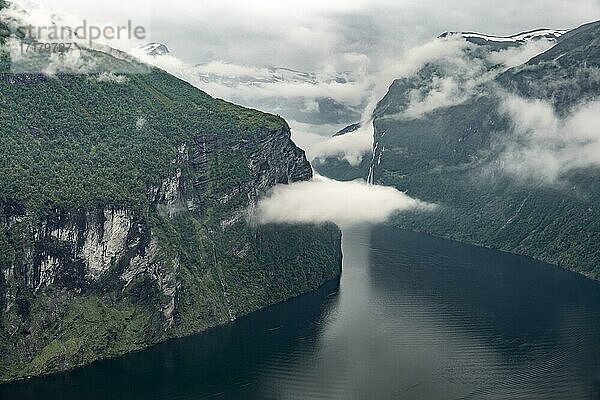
<box><xmin>40</xmin><ymin>0</ymin><xmax>599</xmax><ymax>71</ymax></box>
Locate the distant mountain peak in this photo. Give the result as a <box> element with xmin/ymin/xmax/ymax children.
<box><xmin>139</xmin><ymin>42</ymin><xmax>170</xmax><ymax>56</ymax></box>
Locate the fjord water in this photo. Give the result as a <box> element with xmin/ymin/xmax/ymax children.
<box><xmin>2</xmin><ymin>226</ymin><xmax>600</xmax><ymax>399</ymax></box>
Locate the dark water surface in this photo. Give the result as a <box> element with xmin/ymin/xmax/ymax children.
<box><xmin>2</xmin><ymin>226</ymin><xmax>600</xmax><ymax>399</ymax></box>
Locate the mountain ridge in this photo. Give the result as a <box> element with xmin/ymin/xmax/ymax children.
<box><xmin>317</xmin><ymin>21</ymin><xmax>600</xmax><ymax>279</ymax></box>
<box><xmin>439</xmin><ymin>28</ymin><xmax>567</xmax><ymax>46</ymax></box>
<box><xmin>0</xmin><ymin>3</ymin><xmax>342</xmax><ymax>381</ymax></box>
<box><xmin>368</xmin><ymin>20</ymin><xmax>600</xmax><ymax>279</ymax></box>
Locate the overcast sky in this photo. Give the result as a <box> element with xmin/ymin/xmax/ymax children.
<box><xmin>41</xmin><ymin>0</ymin><xmax>600</xmax><ymax>71</ymax></box>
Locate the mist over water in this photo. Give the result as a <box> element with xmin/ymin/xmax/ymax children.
<box><xmin>4</xmin><ymin>226</ymin><xmax>600</xmax><ymax>399</ymax></box>
<box><xmin>252</xmin><ymin>175</ymin><xmax>434</xmax><ymax>227</ymax></box>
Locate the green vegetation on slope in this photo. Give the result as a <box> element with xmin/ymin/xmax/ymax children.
<box><xmin>0</xmin><ymin>24</ymin><xmax>341</xmax><ymax>380</ymax></box>
<box><xmin>0</xmin><ymin>58</ymin><xmax>284</xmax><ymax>211</ymax></box>
<box><xmin>370</xmin><ymin>21</ymin><xmax>600</xmax><ymax>279</ymax></box>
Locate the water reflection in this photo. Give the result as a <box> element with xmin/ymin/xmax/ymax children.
<box><xmin>2</xmin><ymin>226</ymin><xmax>599</xmax><ymax>400</ymax></box>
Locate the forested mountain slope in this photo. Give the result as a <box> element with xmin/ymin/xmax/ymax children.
<box><xmin>370</xmin><ymin>21</ymin><xmax>600</xmax><ymax>279</ymax></box>
<box><xmin>0</xmin><ymin>2</ymin><xmax>341</xmax><ymax>381</ymax></box>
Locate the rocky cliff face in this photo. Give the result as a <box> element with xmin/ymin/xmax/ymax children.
<box><xmin>0</xmin><ymin>22</ymin><xmax>342</xmax><ymax>379</ymax></box>
<box><xmin>0</xmin><ymin>122</ymin><xmax>341</xmax><ymax>381</ymax></box>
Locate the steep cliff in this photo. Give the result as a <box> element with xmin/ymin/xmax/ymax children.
<box><xmin>369</xmin><ymin>22</ymin><xmax>600</xmax><ymax>279</ymax></box>
<box><xmin>316</xmin><ymin>22</ymin><xmax>600</xmax><ymax>280</ymax></box>
<box><xmin>0</xmin><ymin>10</ymin><xmax>342</xmax><ymax>381</ymax></box>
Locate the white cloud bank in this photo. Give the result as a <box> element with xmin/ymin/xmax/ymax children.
<box><xmin>487</xmin><ymin>40</ymin><xmax>556</xmax><ymax>68</ymax></box>
<box><xmin>251</xmin><ymin>175</ymin><xmax>435</xmax><ymax>227</ymax></box>
<box><xmin>291</xmin><ymin>122</ymin><xmax>373</xmax><ymax>166</ymax></box>
<box><xmin>382</xmin><ymin>36</ymin><xmax>562</xmax><ymax>122</ymax></box>
<box><xmin>289</xmin><ymin>35</ymin><xmax>563</xmax><ymax>164</ymax></box>
<box><xmin>497</xmin><ymin>95</ymin><xmax>600</xmax><ymax>183</ymax></box>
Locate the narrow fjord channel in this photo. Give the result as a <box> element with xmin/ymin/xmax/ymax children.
<box><xmin>2</xmin><ymin>226</ymin><xmax>600</xmax><ymax>399</ymax></box>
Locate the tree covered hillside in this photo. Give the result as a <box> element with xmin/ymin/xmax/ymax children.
<box><xmin>371</xmin><ymin>21</ymin><xmax>600</xmax><ymax>279</ymax></box>
<box><xmin>0</xmin><ymin>4</ymin><xmax>341</xmax><ymax>381</ymax></box>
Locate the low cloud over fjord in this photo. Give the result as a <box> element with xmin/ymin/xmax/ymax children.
<box><xmin>251</xmin><ymin>175</ymin><xmax>435</xmax><ymax>228</ymax></box>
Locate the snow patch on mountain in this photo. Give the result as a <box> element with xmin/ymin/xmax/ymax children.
<box><xmin>440</xmin><ymin>28</ymin><xmax>567</xmax><ymax>45</ymax></box>
<box><xmin>140</xmin><ymin>42</ymin><xmax>170</xmax><ymax>56</ymax></box>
